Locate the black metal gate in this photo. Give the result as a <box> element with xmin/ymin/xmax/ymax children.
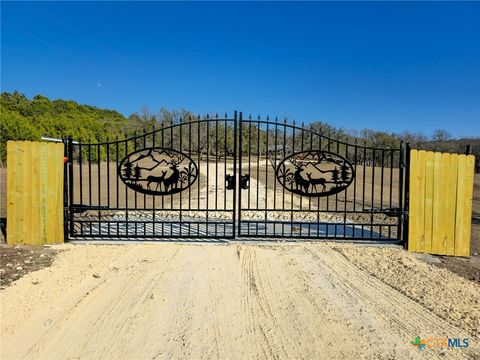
<box><xmin>65</xmin><ymin>112</ymin><xmax>406</xmax><ymax>242</ymax></box>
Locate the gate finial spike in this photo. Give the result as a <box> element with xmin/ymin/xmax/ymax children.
<box><xmin>275</xmin><ymin>116</ymin><xmax>278</xmax><ymax>122</ymax></box>
<box><xmin>224</xmin><ymin>112</ymin><xmax>228</xmax><ymax>118</ymax></box>
<box><xmin>215</xmin><ymin>112</ymin><xmax>219</xmax><ymax>119</ymax></box>
<box><xmin>197</xmin><ymin>114</ymin><xmax>201</xmax><ymax>120</ymax></box>
<box><xmin>206</xmin><ymin>113</ymin><xmax>209</xmax><ymax>119</ymax></box>
<box><xmin>257</xmin><ymin>115</ymin><xmax>261</xmax><ymax>120</ymax></box>
<box><xmin>266</xmin><ymin>115</ymin><xmax>270</xmax><ymax>121</ymax></box>
<box><xmin>284</xmin><ymin>117</ymin><xmax>287</xmax><ymax>123</ymax></box>
<box><xmin>249</xmin><ymin>114</ymin><xmax>252</xmax><ymax>120</ymax></box>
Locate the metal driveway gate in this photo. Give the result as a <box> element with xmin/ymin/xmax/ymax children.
<box><xmin>65</xmin><ymin>112</ymin><xmax>406</xmax><ymax>242</ymax></box>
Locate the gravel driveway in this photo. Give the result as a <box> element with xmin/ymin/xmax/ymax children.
<box><xmin>1</xmin><ymin>242</ymin><xmax>479</xmax><ymax>359</ymax></box>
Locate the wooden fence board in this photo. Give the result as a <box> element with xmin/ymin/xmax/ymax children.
<box><xmin>409</xmin><ymin>150</ymin><xmax>474</xmax><ymax>257</ymax></box>
<box><xmin>408</xmin><ymin>150</ymin><xmax>419</xmax><ymax>252</ymax></box>
<box><xmin>423</xmin><ymin>151</ymin><xmax>435</xmax><ymax>253</ymax></box>
<box><xmin>446</xmin><ymin>154</ymin><xmax>458</xmax><ymax>256</ymax></box>
<box><xmin>6</xmin><ymin>141</ymin><xmax>64</xmax><ymax>245</ymax></box>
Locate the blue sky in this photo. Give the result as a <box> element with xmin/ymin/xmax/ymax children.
<box><xmin>1</xmin><ymin>1</ymin><xmax>479</xmax><ymax>138</ymax></box>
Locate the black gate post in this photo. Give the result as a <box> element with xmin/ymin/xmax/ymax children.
<box><xmin>403</xmin><ymin>143</ymin><xmax>411</xmax><ymax>248</ymax></box>
<box><xmin>237</xmin><ymin>111</ymin><xmax>243</xmax><ymax>237</ymax></box>
<box><xmin>232</xmin><ymin>111</ymin><xmax>238</xmax><ymax>238</ymax></box>
<box><xmin>67</xmin><ymin>136</ymin><xmax>74</xmax><ymax>239</ymax></box>
<box><xmin>397</xmin><ymin>141</ymin><xmax>404</xmax><ymax>242</ymax></box>
<box><xmin>63</xmin><ymin>138</ymin><xmax>69</xmax><ymax>242</ymax></box>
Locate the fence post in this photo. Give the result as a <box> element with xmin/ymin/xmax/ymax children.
<box><xmin>465</xmin><ymin>144</ymin><xmax>471</xmax><ymax>155</ymax></box>
<box><xmin>403</xmin><ymin>143</ymin><xmax>411</xmax><ymax>248</ymax></box>
<box><xmin>397</xmin><ymin>141</ymin><xmax>404</xmax><ymax>242</ymax></box>
<box><xmin>67</xmin><ymin>136</ymin><xmax>74</xmax><ymax>239</ymax></box>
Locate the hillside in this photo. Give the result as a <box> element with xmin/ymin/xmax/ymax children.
<box><xmin>1</xmin><ymin>92</ymin><xmax>478</xmax><ymax>168</ymax></box>
<box><xmin>0</xmin><ymin>92</ymin><xmax>153</xmax><ymax>162</ymax></box>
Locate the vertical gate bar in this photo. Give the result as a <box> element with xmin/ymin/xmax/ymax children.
<box><xmin>179</xmin><ymin>119</ymin><xmax>183</xmax><ymax>236</ymax></box>
<box><xmin>343</xmin><ymin>142</ymin><xmax>349</xmax><ymax>239</ymax></box>
<box><xmin>379</xmin><ymin>150</ymin><xmax>385</xmax><ymax>237</ymax></box>
<box><xmin>79</xmin><ymin>144</ymin><xmax>83</xmax><ymax>208</ymax></box>
<box><xmin>224</xmin><ymin>118</ymin><xmax>227</xmax><ymax>212</ymax></box>
<box><xmin>133</xmin><ymin>135</ymin><xmax>137</xmax><ymax>235</ymax></box>
<box><xmin>380</xmin><ymin>150</ymin><xmax>384</xmax><ymax>210</ymax></box>
<box><xmin>403</xmin><ymin>143</ymin><xmax>411</xmax><ymax>247</ymax></box>
<box><xmin>248</xmin><ymin>120</ymin><xmax>252</xmax><ymax>210</ymax></box>
<box><xmin>124</xmin><ymin>137</ymin><xmax>129</xmax><ymax>236</ymax></box>
<box><xmin>115</xmin><ymin>139</ymin><xmax>119</xmax><ymax>209</ymax></box>
<box><xmin>152</xmin><ymin>128</ymin><xmax>156</xmax><ymax>235</ymax></box>
<box><xmin>189</xmin><ymin>119</ymin><xmax>192</xmax><ymax>236</ymax></box>
<box><xmin>206</xmin><ymin>118</ymin><xmax>210</xmax><ymax>235</ymax></box>
<box><xmin>398</xmin><ymin>142</ymin><xmax>405</xmax><ymax>241</ymax></box>
<box><xmin>233</xmin><ymin>111</ymin><xmax>238</xmax><ymax>238</ymax></box>
<box><xmin>361</xmin><ymin>143</ymin><xmax>366</xmax><ymax>238</ymax></box>
<box><xmin>388</xmin><ymin>149</ymin><xmax>394</xmax><ymax>239</ymax></box>
<box><xmin>290</xmin><ymin>124</ymin><xmax>295</xmax><ymax>237</ymax></box>
<box><xmin>264</xmin><ymin>121</ymin><xmax>269</xmax><ymax>235</ymax></box>
<box><xmin>197</xmin><ymin>120</ymin><xmax>201</xmax><ymax>211</ymax></box>
<box><xmin>282</xmin><ymin>120</ymin><xmax>287</xmax><ymax>236</ymax></box>
<box><xmin>353</xmin><ymin>140</ymin><xmax>357</xmax><ymax>212</ymax></box>
<box><xmin>256</xmin><ymin>119</ymin><xmax>260</xmax><ymax>236</ymax></box>
<box><xmin>68</xmin><ymin>137</ymin><xmax>74</xmax><ymax>238</ymax></box>
<box><xmin>170</xmin><ymin>126</ymin><xmax>174</xmax><ymax>210</ymax></box>
<box><xmin>237</xmin><ymin>112</ymin><xmax>243</xmax><ymax>236</ymax></box>
<box><xmin>161</xmin><ymin>124</ymin><xmax>165</xmax><ymax>213</ymax></box>
<box><xmin>143</xmin><ymin>130</ymin><xmax>147</xmax><ymax>210</ymax></box>
<box><xmin>274</xmin><ymin>121</ymin><xmax>278</xmax><ymax>213</ymax></box>
<box><xmin>317</xmin><ymin>134</ymin><xmax>321</xmax><ymax>233</ymax></box>
<box><xmin>299</xmin><ymin>126</ymin><xmax>304</xmax><ymax>215</ymax></box>
<box><xmin>335</xmin><ymin>140</ymin><xmax>339</xmax><ymax>212</ymax></box>
<box><xmin>88</xmin><ymin>144</ymin><xmax>92</xmax><ymax>207</ymax></box>
<box><xmin>97</xmin><ymin>144</ymin><xmax>101</xmax><ymax>236</ymax></box>
<box><xmin>256</xmin><ymin>119</ymin><xmax>260</xmax><ymax>212</ymax></box>
<box><xmin>371</xmin><ymin>149</ymin><xmax>375</xmax><ymax>239</ymax></box>
<box><xmin>133</xmin><ymin>134</ymin><xmax>137</xmax><ymax>212</ymax></box>
<box><xmin>106</xmin><ymin>141</ymin><xmax>110</xmax><ymax>236</ymax></box>
<box><xmin>326</xmin><ymin>139</ymin><xmax>331</xmax><ymax>214</ymax></box>
<box><xmin>308</xmin><ymin>127</ymin><xmax>313</xmax><ymax>213</ymax></box>
<box><xmin>215</xmin><ymin>117</ymin><xmax>219</xmax><ymax>212</ymax></box>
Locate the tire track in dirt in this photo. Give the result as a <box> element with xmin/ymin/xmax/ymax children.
<box><xmin>2</xmin><ymin>245</ymin><xmax>180</xmax><ymax>359</ymax></box>
<box><xmin>303</xmin><ymin>246</ymin><xmax>480</xmax><ymax>359</ymax></box>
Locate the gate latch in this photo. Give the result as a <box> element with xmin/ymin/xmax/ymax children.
<box><xmin>225</xmin><ymin>174</ymin><xmax>235</xmax><ymax>190</ymax></box>
<box><xmin>240</xmin><ymin>174</ymin><xmax>250</xmax><ymax>189</ymax></box>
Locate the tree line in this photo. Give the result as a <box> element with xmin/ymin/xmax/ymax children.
<box><xmin>1</xmin><ymin>92</ymin><xmax>478</xmax><ymax>172</ymax></box>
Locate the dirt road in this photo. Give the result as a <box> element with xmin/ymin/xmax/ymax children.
<box><xmin>1</xmin><ymin>243</ymin><xmax>479</xmax><ymax>360</ymax></box>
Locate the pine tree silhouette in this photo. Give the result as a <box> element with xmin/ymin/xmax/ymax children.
<box><xmin>123</xmin><ymin>160</ymin><xmax>133</xmax><ymax>179</ymax></box>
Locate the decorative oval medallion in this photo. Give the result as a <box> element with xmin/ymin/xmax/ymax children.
<box><xmin>276</xmin><ymin>150</ymin><xmax>355</xmax><ymax>197</ymax></box>
<box><xmin>118</xmin><ymin>147</ymin><xmax>198</xmax><ymax>196</ymax></box>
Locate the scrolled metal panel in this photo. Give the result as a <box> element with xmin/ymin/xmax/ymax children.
<box><xmin>118</xmin><ymin>147</ymin><xmax>198</xmax><ymax>196</ymax></box>
<box><xmin>276</xmin><ymin>150</ymin><xmax>355</xmax><ymax>197</ymax></box>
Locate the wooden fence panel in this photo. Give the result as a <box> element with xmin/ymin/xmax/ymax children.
<box><xmin>6</xmin><ymin>141</ymin><xmax>64</xmax><ymax>245</ymax></box>
<box><xmin>408</xmin><ymin>149</ymin><xmax>475</xmax><ymax>256</ymax></box>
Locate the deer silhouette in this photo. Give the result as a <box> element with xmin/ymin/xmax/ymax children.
<box><xmin>163</xmin><ymin>155</ymin><xmax>185</xmax><ymax>192</ymax></box>
<box><xmin>147</xmin><ymin>170</ymin><xmax>167</xmax><ymax>191</ymax></box>
<box><xmin>306</xmin><ymin>173</ymin><xmax>327</xmax><ymax>192</ymax></box>
<box><xmin>292</xmin><ymin>165</ymin><xmax>310</xmax><ymax>193</ymax></box>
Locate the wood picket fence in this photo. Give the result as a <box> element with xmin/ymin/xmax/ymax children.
<box><xmin>408</xmin><ymin>150</ymin><xmax>475</xmax><ymax>256</ymax></box>
<box><xmin>6</xmin><ymin>141</ymin><xmax>64</xmax><ymax>245</ymax></box>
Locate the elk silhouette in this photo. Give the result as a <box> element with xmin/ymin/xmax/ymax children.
<box><xmin>163</xmin><ymin>155</ymin><xmax>185</xmax><ymax>192</ymax></box>
<box><xmin>290</xmin><ymin>159</ymin><xmax>310</xmax><ymax>193</ymax></box>
<box><xmin>306</xmin><ymin>173</ymin><xmax>327</xmax><ymax>192</ymax></box>
<box><xmin>146</xmin><ymin>170</ymin><xmax>167</xmax><ymax>191</ymax></box>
